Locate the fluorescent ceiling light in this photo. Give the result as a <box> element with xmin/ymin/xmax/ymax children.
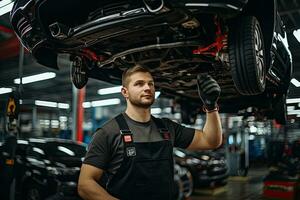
<box><xmin>35</xmin><ymin>100</ymin><xmax>69</xmax><ymax>109</ymax></box>
<box><xmin>0</xmin><ymin>87</ymin><xmax>12</xmax><ymax>94</ymax></box>
<box><xmin>287</xmin><ymin>106</ymin><xmax>295</xmax><ymax>112</ymax></box>
<box><xmin>98</xmin><ymin>86</ymin><xmax>122</xmax><ymax>95</ymax></box>
<box><xmin>0</xmin><ymin>0</ymin><xmax>13</xmax><ymax>7</ymax></box>
<box><xmin>287</xmin><ymin>110</ymin><xmax>300</xmax><ymax>115</ymax></box>
<box><xmin>82</xmin><ymin>102</ymin><xmax>91</xmax><ymax>108</ymax></box>
<box><xmin>14</xmin><ymin>72</ymin><xmax>56</xmax><ymax>84</ymax></box>
<box><xmin>35</xmin><ymin>100</ymin><xmax>57</xmax><ymax>108</ymax></box>
<box><xmin>91</xmin><ymin>98</ymin><xmax>120</xmax><ymax>107</ymax></box>
<box><xmin>294</xmin><ymin>29</ymin><xmax>300</xmax><ymax>43</ymax></box>
<box><xmin>151</xmin><ymin>108</ymin><xmax>162</xmax><ymax>114</ymax></box>
<box><xmin>59</xmin><ymin>116</ymin><xmax>68</xmax><ymax>122</ymax></box>
<box><xmin>291</xmin><ymin>78</ymin><xmax>300</xmax><ymax>87</ymax></box>
<box><xmin>286</xmin><ymin>98</ymin><xmax>300</xmax><ymax>104</ymax></box>
<box><xmin>51</xmin><ymin>120</ymin><xmax>59</xmax><ymax>126</ymax></box>
<box><xmin>58</xmin><ymin>103</ymin><xmax>70</xmax><ymax>109</ymax></box>
<box><xmin>0</xmin><ymin>0</ymin><xmax>13</xmax><ymax>16</ymax></box>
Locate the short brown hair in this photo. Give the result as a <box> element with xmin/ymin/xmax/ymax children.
<box><xmin>122</xmin><ymin>64</ymin><xmax>151</xmax><ymax>87</ymax></box>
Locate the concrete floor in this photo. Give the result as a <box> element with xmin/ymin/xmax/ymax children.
<box><xmin>190</xmin><ymin>167</ymin><xmax>267</xmax><ymax>200</ymax></box>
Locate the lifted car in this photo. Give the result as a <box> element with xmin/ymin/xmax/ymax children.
<box><xmin>10</xmin><ymin>0</ymin><xmax>292</xmax><ymax>124</ymax></box>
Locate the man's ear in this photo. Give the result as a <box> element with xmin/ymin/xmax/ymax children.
<box><xmin>121</xmin><ymin>86</ymin><xmax>129</xmax><ymax>98</ymax></box>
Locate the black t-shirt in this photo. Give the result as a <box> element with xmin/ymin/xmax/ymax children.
<box><xmin>83</xmin><ymin>113</ymin><xmax>195</xmax><ymax>175</ymax></box>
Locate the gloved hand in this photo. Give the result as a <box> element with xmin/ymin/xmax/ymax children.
<box><xmin>197</xmin><ymin>74</ymin><xmax>221</xmax><ymax>112</ymax></box>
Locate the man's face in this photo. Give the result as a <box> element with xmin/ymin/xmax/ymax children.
<box><xmin>122</xmin><ymin>72</ymin><xmax>155</xmax><ymax>108</ymax></box>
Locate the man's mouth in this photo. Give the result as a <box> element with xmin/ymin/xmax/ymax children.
<box><xmin>142</xmin><ymin>95</ymin><xmax>153</xmax><ymax>98</ymax></box>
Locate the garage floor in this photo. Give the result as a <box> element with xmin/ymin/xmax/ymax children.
<box><xmin>190</xmin><ymin>166</ymin><xmax>267</xmax><ymax>200</ymax></box>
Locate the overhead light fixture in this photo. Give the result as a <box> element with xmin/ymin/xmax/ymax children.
<box><xmin>0</xmin><ymin>0</ymin><xmax>13</xmax><ymax>16</ymax></box>
<box><xmin>151</xmin><ymin>108</ymin><xmax>162</xmax><ymax>114</ymax></box>
<box><xmin>35</xmin><ymin>100</ymin><xmax>57</xmax><ymax>108</ymax></box>
<box><xmin>91</xmin><ymin>98</ymin><xmax>120</xmax><ymax>107</ymax></box>
<box><xmin>14</xmin><ymin>72</ymin><xmax>56</xmax><ymax>84</ymax></box>
<box><xmin>294</xmin><ymin>29</ymin><xmax>300</xmax><ymax>43</ymax></box>
<box><xmin>82</xmin><ymin>102</ymin><xmax>92</xmax><ymax>108</ymax></box>
<box><xmin>0</xmin><ymin>87</ymin><xmax>12</xmax><ymax>94</ymax></box>
<box><xmin>291</xmin><ymin>78</ymin><xmax>300</xmax><ymax>87</ymax></box>
<box><xmin>287</xmin><ymin>106</ymin><xmax>295</xmax><ymax>112</ymax></box>
<box><xmin>98</xmin><ymin>86</ymin><xmax>122</xmax><ymax>95</ymax></box>
<box><xmin>286</xmin><ymin>98</ymin><xmax>300</xmax><ymax>104</ymax></box>
<box><xmin>35</xmin><ymin>100</ymin><xmax>69</xmax><ymax>109</ymax></box>
<box><xmin>287</xmin><ymin>110</ymin><xmax>300</xmax><ymax>115</ymax></box>
<box><xmin>58</xmin><ymin>103</ymin><xmax>70</xmax><ymax>109</ymax></box>
<box><xmin>59</xmin><ymin>116</ymin><xmax>68</xmax><ymax>122</ymax></box>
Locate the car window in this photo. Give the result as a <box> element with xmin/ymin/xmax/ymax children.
<box><xmin>45</xmin><ymin>142</ymin><xmax>86</xmax><ymax>158</ymax></box>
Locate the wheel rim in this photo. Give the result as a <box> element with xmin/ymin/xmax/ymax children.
<box><xmin>27</xmin><ymin>188</ymin><xmax>40</xmax><ymax>200</ymax></box>
<box><xmin>254</xmin><ymin>23</ymin><xmax>265</xmax><ymax>86</ymax></box>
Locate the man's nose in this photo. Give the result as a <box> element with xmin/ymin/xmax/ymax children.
<box><xmin>144</xmin><ymin>83</ymin><xmax>152</xmax><ymax>90</ymax></box>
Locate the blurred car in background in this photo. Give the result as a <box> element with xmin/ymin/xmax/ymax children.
<box><xmin>174</xmin><ymin>148</ymin><xmax>228</xmax><ymax>189</ymax></box>
<box><xmin>12</xmin><ymin>138</ymin><xmax>86</xmax><ymax>200</ymax></box>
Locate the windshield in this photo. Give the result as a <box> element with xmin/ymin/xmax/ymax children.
<box><xmin>32</xmin><ymin>141</ymin><xmax>86</xmax><ymax>158</ymax></box>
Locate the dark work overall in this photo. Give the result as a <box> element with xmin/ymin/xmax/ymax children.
<box><xmin>106</xmin><ymin>114</ymin><xmax>174</xmax><ymax>200</ymax></box>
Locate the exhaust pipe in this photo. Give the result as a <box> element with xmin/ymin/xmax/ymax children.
<box><xmin>143</xmin><ymin>0</ymin><xmax>164</xmax><ymax>13</ymax></box>
<box><xmin>49</xmin><ymin>22</ymin><xmax>73</xmax><ymax>40</ymax></box>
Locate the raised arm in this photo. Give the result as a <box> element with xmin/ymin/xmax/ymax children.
<box><xmin>187</xmin><ymin>75</ymin><xmax>222</xmax><ymax>150</ymax></box>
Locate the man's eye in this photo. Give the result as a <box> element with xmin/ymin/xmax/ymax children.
<box><xmin>135</xmin><ymin>82</ymin><xmax>143</xmax><ymax>86</ymax></box>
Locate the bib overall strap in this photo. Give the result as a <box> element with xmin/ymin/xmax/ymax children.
<box><xmin>151</xmin><ymin>116</ymin><xmax>171</xmax><ymax>140</ymax></box>
<box><xmin>115</xmin><ymin>114</ymin><xmax>136</xmax><ymax>157</ymax></box>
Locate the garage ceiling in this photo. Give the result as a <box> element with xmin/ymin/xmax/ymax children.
<box><xmin>0</xmin><ymin>0</ymin><xmax>300</xmax><ymax>112</ymax></box>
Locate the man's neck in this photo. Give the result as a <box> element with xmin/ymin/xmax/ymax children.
<box><xmin>125</xmin><ymin>104</ymin><xmax>151</xmax><ymax>123</ymax></box>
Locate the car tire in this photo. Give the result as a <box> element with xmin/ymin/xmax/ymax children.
<box><xmin>25</xmin><ymin>184</ymin><xmax>44</xmax><ymax>200</ymax></box>
<box><xmin>180</xmin><ymin>167</ymin><xmax>194</xmax><ymax>198</ymax></box>
<box><xmin>228</xmin><ymin>16</ymin><xmax>266</xmax><ymax>95</ymax></box>
<box><xmin>273</xmin><ymin>94</ymin><xmax>287</xmax><ymax>125</ymax></box>
<box><xmin>237</xmin><ymin>167</ymin><xmax>248</xmax><ymax>177</ymax></box>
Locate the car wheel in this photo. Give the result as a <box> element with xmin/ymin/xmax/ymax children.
<box><xmin>237</xmin><ymin>167</ymin><xmax>248</xmax><ymax>177</ymax></box>
<box><xmin>273</xmin><ymin>94</ymin><xmax>287</xmax><ymax>125</ymax></box>
<box><xmin>229</xmin><ymin>16</ymin><xmax>266</xmax><ymax>95</ymax></box>
<box><xmin>173</xmin><ymin>176</ymin><xmax>184</xmax><ymax>200</ymax></box>
<box><xmin>181</xmin><ymin>167</ymin><xmax>194</xmax><ymax>198</ymax></box>
<box><xmin>26</xmin><ymin>184</ymin><xmax>43</xmax><ymax>200</ymax></box>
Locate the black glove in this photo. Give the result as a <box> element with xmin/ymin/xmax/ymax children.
<box><xmin>197</xmin><ymin>74</ymin><xmax>221</xmax><ymax>111</ymax></box>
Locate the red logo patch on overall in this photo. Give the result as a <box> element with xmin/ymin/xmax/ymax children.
<box><xmin>124</xmin><ymin>135</ymin><xmax>132</xmax><ymax>143</ymax></box>
<box><xmin>163</xmin><ymin>132</ymin><xmax>170</xmax><ymax>140</ymax></box>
